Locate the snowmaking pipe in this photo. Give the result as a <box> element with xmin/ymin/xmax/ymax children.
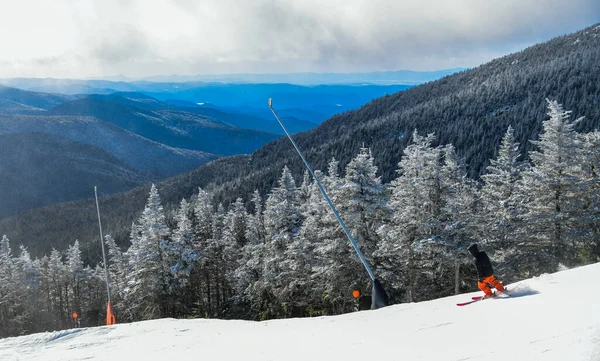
<box><xmin>268</xmin><ymin>99</ymin><xmax>389</xmax><ymax>308</ymax></box>
<box><xmin>94</xmin><ymin>186</ymin><xmax>111</xmax><ymax>302</ymax></box>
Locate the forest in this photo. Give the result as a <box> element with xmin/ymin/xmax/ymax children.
<box><xmin>1</xmin><ymin>100</ymin><xmax>598</xmax><ymax>337</ymax></box>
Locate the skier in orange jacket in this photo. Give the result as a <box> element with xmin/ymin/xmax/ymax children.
<box><xmin>467</xmin><ymin>243</ymin><xmax>505</xmax><ymax>298</ymax></box>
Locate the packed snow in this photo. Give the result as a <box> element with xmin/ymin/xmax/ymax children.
<box><xmin>1</xmin><ymin>263</ymin><xmax>599</xmax><ymax>361</ymax></box>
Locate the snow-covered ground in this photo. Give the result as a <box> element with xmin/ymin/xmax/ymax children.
<box><xmin>2</xmin><ymin>263</ymin><xmax>599</xmax><ymax>361</ymax></box>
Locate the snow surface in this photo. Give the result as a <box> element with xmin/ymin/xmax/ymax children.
<box><xmin>2</xmin><ymin>263</ymin><xmax>600</xmax><ymax>361</ymax></box>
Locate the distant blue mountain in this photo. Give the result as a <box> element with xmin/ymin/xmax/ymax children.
<box><xmin>47</xmin><ymin>96</ymin><xmax>280</xmax><ymax>156</ymax></box>
<box><xmin>137</xmin><ymin>69</ymin><xmax>466</xmax><ymax>85</ymax></box>
<box><xmin>144</xmin><ymin>83</ymin><xmax>412</xmax><ymax>124</ymax></box>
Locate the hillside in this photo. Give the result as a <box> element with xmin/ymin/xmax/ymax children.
<box><xmin>48</xmin><ymin>97</ymin><xmax>281</xmax><ymax>156</ymax></box>
<box><xmin>0</xmin><ymin>114</ymin><xmax>216</xmax><ymax>220</ymax></box>
<box><xmin>0</xmin><ymin>113</ymin><xmax>215</xmax><ymax>178</ymax></box>
<box><xmin>1</xmin><ymin>22</ymin><xmax>599</xmax><ymax>257</ymax></box>
<box><xmin>1</xmin><ymin>262</ymin><xmax>598</xmax><ymax>361</ymax></box>
<box><xmin>0</xmin><ymin>84</ymin><xmax>74</xmax><ymax>110</ymax></box>
<box><xmin>0</xmin><ymin>133</ymin><xmax>147</xmax><ymax>218</ymax></box>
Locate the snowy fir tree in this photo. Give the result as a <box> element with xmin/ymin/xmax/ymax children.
<box><xmin>376</xmin><ymin>131</ymin><xmax>445</xmax><ymax>302</ymax></box>
<box><xmin>480</xmin><ymin>126</ymin><xmax>529</xmax><ymax>280</ymax></box>
<box><xmin>66</xmin><ymin>240</ymin><xmax>85</xmax><ymax>314</ymax></box>
<box><xmin>124</xmin><ymin>184</ymin><xmax>171</xmax><ymax>319</ymax></box>
<box><xmin>232</xmin><ymin>190</ymin><xmax>267</xmax><ymax>317</ymax></box>
<box><xmin>521</xmin><ymin>100</ymin><xmax>586</xmax><ymax>271</ymax></box>
<box><xmin>338</xmin><ymin>147</ymin><xmax>388</xmax><ymax>266</ymax></box>
<box><xmin>167</xmin><ymin>199</ymin><xmax>198</xmax><ymax>290</ymax></box>
<box><xmin>262</xmin><ymin>166</ymin><xmax>302</xmax><ymax>315</ymax></box>
<box><xmin>246</xmin><ymin>190</ymin><xmax>265</xmax><ymax>246</ymax></box>
<box><xmin>104</xmin><ymin>234</ymin><xmax>127</xmax><ymax>314</ymax></box>
<box><xmin>307</xmin><ymin>169</ymin><xmax>364</xmax><ymax>314</ymax></box>
<box><xmin>221</xmin><ymin>198</ymin><xmax>248</xmax><ymax>310</ymax></box>
<box><xmin>280</xmin><ymin>175</ymin><xmax>328</xmax><ymax>315</ymax></box>
<box><xmin>421</xmin><ymin>144</ymin><xmax>476</xmax><ymax>296</ymax></box>
<box><xmin>578</xmin><ymin>130</ymin><xmax>600</xmax><ymax>261</ymax></box>
<box><xmin>0</xmin><ymin>235</ymin><xmax>16</xmax><ymax>337</ymax></box>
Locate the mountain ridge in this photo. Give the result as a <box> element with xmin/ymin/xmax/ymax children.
<box><xmin>1</xmin><ymin>22</ymin><xmax>599</xmax><ymax>258</ymax></box>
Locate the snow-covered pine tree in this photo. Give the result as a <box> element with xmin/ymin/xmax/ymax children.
<box><xmin>308</xmin><ymin>164</ymin><xmax>364</xmax><ymax>314</ymax></box>
<box><xmin>376</xmin><ymin>131</ymin><xmax>443</xmax><ymax>302</ymax></box>
<box><xmin>161</xmin><ymin>198</ymin><xmax>198</xmax><ymax>315</ymax></box>
<box><xmin>299</xmin><ymin>170</ymin><xmax>312</xmax><ymax>211</ymax></box>
<box><xmin>194</xmin><ymin>187</ymin><xmax>214</xmax><ymax>247</ymax></box>
<box><xmin>422</xmin><ymin>144</ymin><xmax>476</xmax><ymax>295</ymax></box>
<box><xmin>203</xmin><ymin>203</ymin><xmax>226</xmax><ymax>316</ymax></box>
<box><xmin>220</xmin><ymin>198</ymin><xmax>248</xmax><ymax>314</ymax></box>
<box><xmin>47</xmin><ymin>249</ymin><xmax>68</xmax><ymax>327</ymax></box>
<box><xmin>168</xmin><ymin>199</ymin><xmax>198</xmax><ymax>289</ymax></box>
<box><xmin>280</xmin><ymin>173</ymin><xmax>326</xmax><ymax>316</ymax></box>
<box><xmin>191</xmin><ymin>187</ymin><xmax>214</xmax><ymax>315</ymax></box>
<box><xmin>246</xmin><ymin>190</ymin><xmax>265</xmax><ymax>246</ymax></box>
<box><xmin>521</xmin><ymin>100</ymin><xmax>586</xmax><ymax>271</ymax></box>
<box><xmin>66</xmin><ymin>240</ymin><xmax>85</xmax><ymax>317</ymax></box>
<box><xmin>233</xmin><ymin>191</ymin><xmax>266</xmax><ymax>318</ymax></box>
<box><xmin>262</xmin><ymin>166</ymin><xmax>301</xmax><ymax>317</ymax></box>
<box><xmin>578</xmin><ymin>130</ymin><xmax>600</xmax><ymax>261</ymax></box>
<box><xmin>0</xmin><ymin>235</ymin><xmax>13</xmax><ymax>295</ymax></box>
<box><xmin>0</xmin><ymin>235</ymin><xmax>16</xmax><ymax>337</ymax></box>
<box><xmin>123</xmin><ymin>184</ymin><xmax>171</xmax><ymax>320</ymax></box>
<box><xmin>480</xmin><ymin>126</ymin><xmax>528</xmax><ymax>280</ymax></box>
<box><xmin>264</xmin><ymin>166</ymin><xmax>301</xmax><ymax>242</ymax></box>
<box><xmin>339</xmin><ymin>147</ymin><xmax>388</xmax><ymax>266</ymax></box>
<box><xmin>104</xmin><ymin>234</ymin><xmax>127</xmax><ymax>307</ymax></box>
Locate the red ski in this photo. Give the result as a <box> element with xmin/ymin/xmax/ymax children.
<box><xmin>457</xmin><ymin>289</ymin><xmax>509</xmax><ymax>306</ymax></box>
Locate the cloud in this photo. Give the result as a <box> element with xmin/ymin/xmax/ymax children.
<box><xmin>0</xmin><ymin>0</ymin><xmax>598</xmax><ymax>78</ymax></box>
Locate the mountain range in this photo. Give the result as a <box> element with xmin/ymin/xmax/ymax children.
<box><xmin>0</xmin><ymin>77</ymin><xmax>420</xmax><ymax>220</ymax></box>
<box><xmin>1</xmin><ymin>23</ymin><xmax>599</xmax><ymax>258</ymax></box>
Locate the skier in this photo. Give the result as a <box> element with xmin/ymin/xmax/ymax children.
<box><xmin>467</xmin><ymin>243</ymin><xmax>505</xmax><ymax>298</ymax></box>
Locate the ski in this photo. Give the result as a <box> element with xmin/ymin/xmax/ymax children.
<box><xmin>456</xmin><ymin>299</ymin><xmax>482</xmax><ymax>306</ymax></box>
<box><xmin>458</xmin><ymin>289</ymin><xmax>510</xmax><ymax>306</ymax></box>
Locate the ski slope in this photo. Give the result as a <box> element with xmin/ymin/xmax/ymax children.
<box><xmin>1</xmin><ymin>263</ymin><xmax>599</xmax><ymax>361</ymax></box>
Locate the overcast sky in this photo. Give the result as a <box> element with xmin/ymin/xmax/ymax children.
<box><xmin>0</xmin><ymin>0</ymin><xmax>598</xmax><ymax>79</ymax></box>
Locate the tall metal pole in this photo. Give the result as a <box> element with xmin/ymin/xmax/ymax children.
<box><xmin>269</xmin><ymin>98</ymin><xmax>390</xmax><ymax>309</ymax></box>
<box><xmin>268</xmin><ymin>99</ymin><xmax>375</xmax><ymax>280</ymax></box>
<box><xmin>269</xmin><ymin>99</ymin><xmax>389</xmax><ymax>309</ymax></box>
<box><xmin>94</xmin><ymin>186</ymin><xmax>111</xmax><ymax>302</ymax></box>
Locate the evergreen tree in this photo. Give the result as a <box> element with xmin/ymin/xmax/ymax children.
<box><xmin>339</xmin><ymin>147</ymin><xmax>388</xmax><ymax>265</ymax></box>
<box><xmin>124</xmin><ymin>184</ymin><xmax>171</xmax><ymax>319</ymax></box>
<box><xmin>47</xmin><ymin>249</ymin><xmax>67</xmax><ymax>327</ymax></box>
<box><xmin>168</xmin><ymin>199</ymin><xmax>198</xmax><ymax>289</ymax></box>
<box><xmin>191</xmin><ymin>187</ymin><xmax>214</xmax><ymax>315</ymax></box>
<box><xmin>376</xmin><ymin>131</ymin><xmax>444</xmax><ymax>301</ymax></box>
<box><xmin>429</xmin><ymin>144</ymin><xmax>476</xmax><ymax>295</ymax></box>
<box><xmin>66</xmin><ymin>240</ymin><xmax>84</xmax><ymax>315</ymax></box>
<box><xmin>480</xmin><ymin>126</ymin><xmax>528</xmax><ymax>279</ymax></box>
<box><xmin>105</xmin><ymin>234</ymin><xmax>127</xmax><ymax>318</ymax></box>
<box><xmin>579</xmin><ymin>130</ymin><xmax>600</xmax><ymax>260</ymax></box>
<box><xmin>281</xmin><ymin>177</ymin><xmax>326</xmax><ymax>315</ymax></box>
<box><xmin>246</xmin><ymin>190</ymin><xmax>265</xmax><ymax>246</ymax></box>
<box><xmin>262</xmin><ymin>166</ymin><xmax>301</xmax><ymax>317</ymax></box>
<box><xmin>0</xmin><ymin>235</ymin><xmax>16</xmax><ymax>337</ymax></box>
<box><xmin>234</xmin><ymin>191</ymin><xmax>266</xmax><ymax>318</ymax></box>
<box><xmin>521</xmin><ymin>100</ymin><xmax>585</xmax><ymax>270</ymax></box>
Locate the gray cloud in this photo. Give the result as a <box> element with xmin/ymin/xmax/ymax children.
<box><xmin>0</xmin><ymin>0</ymin><xmax>598</xmax><ymax>78</ymax></box>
